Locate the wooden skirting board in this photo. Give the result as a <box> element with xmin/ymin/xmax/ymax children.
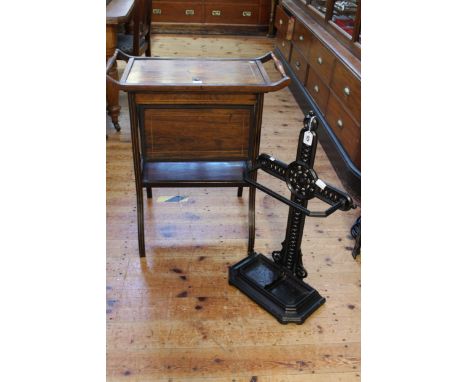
<box><xmin>152</xmin><ymin>23</ymin><xmax>271</xmax><ymax>36</ymax></box>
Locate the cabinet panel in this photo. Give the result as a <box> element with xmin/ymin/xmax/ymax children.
<box><xmin>292</xmin><ymin>20</ymin><xmax>314</xmax><ymax>57</ymax></box>
<box><xmin>330</xmin><ymin>60</ymin><xmax>361</xmax><ymax>123</ymax></box>
<box><xmin>290</xmin><ymin>46</ymin><xmax>308</xmax><ymax>85</ymax></box>
<box><xmin>305</xmin><ymin>68</ymin><xmax>329</xmax><ymax>114</ymax></box>
<box><xmin>259</xmin><ymin>0</ymin><xmax>272</xmax><ymax>25</ymax></box>
<box><xmin>205</xmin><ymin>4</ymin><xmax>259</xmax><ymax>24</ymax></box>
<box><xmin>152</xmin><ymin>2</ymin><xmax>204</xmax><ymax>23</ymax></box>
<box><xmin>308</xmin><ymin>38</ymin><xmax>336</xmax><ymax>84</ymax></box>
<box><xmin>326</xmin><ymin>93</ymin><xmax>360</xmax><ymax>165</ymax></box>
<box><xmin>142</xmin><ymin>107</ymin><xmax>251</xmax><ymax>161</ymax></box>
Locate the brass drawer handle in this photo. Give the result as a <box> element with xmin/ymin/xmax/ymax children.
<box><xmin>299</xmin><ymin>35</ymin><xmax>304</xmax><ymax>41</ymax></box>
<box><xmin>153</xmin><ymin>8</ymin><xmax>161</xmax><ymax>15</ymax></box>
<box><xmin>281</xmin><ymin>41</ymin><xmax>286</xmax><ymax>47</ymax></box>
<box><xmin>185</xmin><ymin>9</ymin><xmax>195</xmax><ymax>15</ymax></box>
<box><xmin>317</xmin><ymin>56</ymin><xmax>323</xmax><ymax>65</ymax></box>
<box><xmin>242</xmin><ymin>11</ymin><xmax>252</xmax><ymax>17</ymax></box>
<box><xmin>313</xmin><ymin>85</ymin><xmax>319</xmax><ymax>93</ymax></box>
<box><xmin>279</xmin><ymin>19</ymin><xmax>283</xmax><ymax>25</ymax></box>
<box><xmin>337</xmin><ymin>119</ymin><xmax>344</xmax><ymax>128</ymax></box>
<box><xmin>344</xmin><ymin>87</ymin><xmax>351</xmax><ymax>96</ymax></box>
<box><xmin>212</xmin><ymin>10</ymin><xmax>221</xmax><ymax>16</ymax></box>
<box><xmin>295</xmin><ymin>61</ymin><xmax>301</xmax><ymax>69</ymax></box>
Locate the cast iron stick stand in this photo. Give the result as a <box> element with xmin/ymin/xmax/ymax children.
<box><xmin>229</xmin><ymin>111</ymin><xmax>356</xmax><ymax>324</ymax></box>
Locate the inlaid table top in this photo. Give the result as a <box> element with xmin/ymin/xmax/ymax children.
<box><xmin>109</xmin><ymin>53</ymin><xmax>290</xmax><ymax>93</ymax></box>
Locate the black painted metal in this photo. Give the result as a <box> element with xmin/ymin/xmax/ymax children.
<box><xmin>273</xmin><ymin>47</ymin><xmax>361</xmax><ymax>201</ymax></box>
<box><xmin>229</xmin><ymin>111</ymin><xmax>356</xmax><ymax>324</ymax></box>
<box><xmin>351</xmin><ymin>216</ymin><xmax>361</xmax><ymax>259</ymax></box>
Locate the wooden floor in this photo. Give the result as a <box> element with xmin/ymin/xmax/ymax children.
<box><xmin>107</xmin><ymin>34</ymin><xmax>361</xmax><ymax>382</ymax></box>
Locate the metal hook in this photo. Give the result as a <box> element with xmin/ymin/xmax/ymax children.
<box><xmin>307</xmin><ymin>115</ymin><xmax>317</xmax><ymax>132</ymax></box>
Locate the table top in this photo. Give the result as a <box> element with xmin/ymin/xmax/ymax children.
<box><xmin>106</xmin><ymin>0</ymin><xmax>134</xmax><ymax>25</ymax></box>
<box><xmin>107</xmin><ymin>51</ymin><xmax>290</xmax><ymax>93</ymax></box>
<box><xmin>125</xmin><ymin>58</ymin><xmax>269</xmax><ymax>86</ymax></box>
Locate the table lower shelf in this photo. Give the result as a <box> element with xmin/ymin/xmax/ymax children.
<box><xmin>142</xmin><ymin>161</ymin><xmax>248</xmax><ymax>187</ymax></box>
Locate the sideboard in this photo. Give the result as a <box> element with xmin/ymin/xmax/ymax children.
<box><xmin>151</xmin><ymin>0</ymin><xmax>274</xmax><ymax>35</ymax></box>
<box><xmin>274</xmin><ymin>0</ymin><xmax>360</xmax><ymax>199</ymax></box>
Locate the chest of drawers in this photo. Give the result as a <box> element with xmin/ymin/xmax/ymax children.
<box><xmin>273</xmin><ymin>0</ymin><xmax>361</xmax><ymax>196</ymax></box>
<box><xmin>151</xmin><ymin>0</ymin><xmax>273</xmax><ymax>33</ymax></box>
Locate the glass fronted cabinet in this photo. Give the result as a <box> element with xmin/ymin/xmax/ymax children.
<box><xmin>289</xmin><ymin>0</ymin><xmax>361</xmax><ymax>52</ymax></box>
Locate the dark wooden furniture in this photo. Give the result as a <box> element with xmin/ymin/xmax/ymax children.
<box><xmin>106</xmin><ymin>49</ymin><xmax>290</xmax><ymax>257</ymax></box>
<box><xmin>150</xmin><ymin>0</ymin><xmax>275</xmax><ymax>35</ymax></box>
<box><xmin>106</xmin><ymin>0</ymin><xmax>135</xmax><ymax>131</ymax></box>
<box><xmin>117</xmin><ymin>0</ymin><xmax>152</xmax><ymax>57</ymax></box>
<box><xmin>274</xmin><ymin>0</ymin><xmax>360</xmax><ymax>199</ymax></box>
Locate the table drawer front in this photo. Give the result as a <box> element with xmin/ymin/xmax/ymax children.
<box><xmin>326</xmin><ymin>93</ymin><xmax>360</xmax><ymax>165</ymax></box>
<box><xmin>308</xmin><ymin>38</ymin><xmax>336</xmax><ymax>84</ymax></box>
<box><xmin>275</xmin><ymin>6</ymin><xmax>294</xmax><ymax>40</ymax></box>
<box><xmin>330</xmin><ymin>61</ymin><xmax>361</xmax><ymax>123</ymax></box>
<box><xmin>290</xmin><ymin>46</ymin><xmax>308</xmax><ymax>85</ymax></box>
<box><xmin>140</xmin><ymin>107</ymin><xmax>252</xmax><ymax>161</ymax></box>
<box><xmin>152</xmin><ymin>2</ymin><xmax>204</xmax><ymax>23</ymax></box>
<box><xmin>305</xmin><ymin>68</ymin><xmax>329</xmax><ymax>114</ymax></box>
<box><xmin>292</xmin><ymin>20</ymin><xmax>313</xmax><ymax>57</ymax></box>
<box><xmin>277</xmin><ymin>37</ymin><xmax>292</xmax><ymax>62</ymax></box>
<box><xmin>205</xmin><ymin>4</ymin><xmax>259</xmax><ymax>24</ymax></box>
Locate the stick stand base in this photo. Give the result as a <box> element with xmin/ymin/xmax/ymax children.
<box><xmin>229</xmin><ymin>253</ymin><xmax>325</xmax><ymax>324</ymax></box>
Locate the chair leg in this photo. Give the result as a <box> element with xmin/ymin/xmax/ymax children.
<box><xmin>237</xmin><ymin>187</ymin><xmax>243</xmax><ymax>197</ymax></box>
<box><xmin>248</xmin><ymin>186</ymin><xmax>256</xmax><ymax>255</ymax></box>
<box><xmin>146</xmin><ymin>187</ymin><xmax>152</xmax><ymax>199</ymax></box>
<box><xmin>136</xmin><ymin>186</ymin><xmax>146</xmax><ymax>257</ymax></box>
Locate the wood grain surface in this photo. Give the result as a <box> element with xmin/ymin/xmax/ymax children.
<box><xmin>107</xmin><ymin>34</ymin><xmax>361</xmax><ymax>381</ymax></box>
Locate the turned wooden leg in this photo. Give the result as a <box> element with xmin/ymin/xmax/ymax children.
<box><xmin>237</xmin><ymin>187</ymin><xmax>243</xmax><ymax>197</ymax></box>
<box><xmin>146</xmin><ymin>187</ymin><xmax>152</xmax><ymax>199</ymax></box>
<box><xmin>106</xmin><ymin>24</ymin><xmax>121</xmax><ymax>132</ymax></box>
<box><xmin>136</xmin><ymin>186</ymin><xmax>146</xmax><ymax>257</ymax></box>
<box><xmin>248</xmin><ymin>186</ymin><xmax>256</xmax><ymax>255</ymax></box>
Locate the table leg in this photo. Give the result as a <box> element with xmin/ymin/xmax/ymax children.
<box><xmin>106</xmin><ymin>24</ymin><xmax>121</xmax><ymax>131</ymax></box>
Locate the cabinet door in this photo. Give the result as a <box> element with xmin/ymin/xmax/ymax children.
<box><xmin>140</xmin><ymin>106</ymin><xmax>252</xmax><ymax>161</ymax></box>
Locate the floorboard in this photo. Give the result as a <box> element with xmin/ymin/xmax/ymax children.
<box><xmin>107</xmin><ymin>34</ymin><xmax>361</xmax><ymax>381</ymax></box>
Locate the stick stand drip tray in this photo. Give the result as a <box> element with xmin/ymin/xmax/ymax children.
<box><xmin>229</xmin><ymin>253</ymin><xmax>325</xmax><ymax>324</ymax></box>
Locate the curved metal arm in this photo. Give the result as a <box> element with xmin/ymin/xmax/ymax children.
<box><xmin>244</xmin><ymin>177</ymin><xmax>346</xmax><ymax>218</ymax></box>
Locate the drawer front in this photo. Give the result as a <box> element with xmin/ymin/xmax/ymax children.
<box><xmin>141</xmin><ymin>107</ymin><xmax>252</xmax><ymax>161</ymax></box>
<box><xmin>290</xmin><ymin>47</ymin><xmax>308</xmax><ymax>85</ymax></box>
<box><xmin>305</xmin><ymin>68</ymin><xmax>329</xmax><ymax>114</ymax></box>
<box><xmin>274</xmin><ymin>6</ymin><xmax>294</xmax><ymax>39</ymax></box>
<box><xmin>326</xmin><ymin>93</ymin><xmax>360</xmax><ymax>166</ymax></box>
<box><xmin>205</xmin><ymin>4</ymin><xmax>259</xmax><ymax>24</ymax></box>
<box><xmin>152</xmin><ymin>2</ymin><xmax>204</xmax><ymax>23</ymax></box>
<box><xmin>277</xmin><ymin>37</ymin><xmax>291</xmax><ymax>62</ymax></box>
<box><xmin>292</xmin><ymin>21</ymin><xmax>314</xmax><ymax>57</ymax></box>
<box><xmin>308</xmin><ymin>38</ymin><xmax>336</xmax><ymax>84</ymax></box>
<box><xmin>330</xmin><ymin>61</ymin><xmax>361</xmax><ymax>123</ymax></box>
